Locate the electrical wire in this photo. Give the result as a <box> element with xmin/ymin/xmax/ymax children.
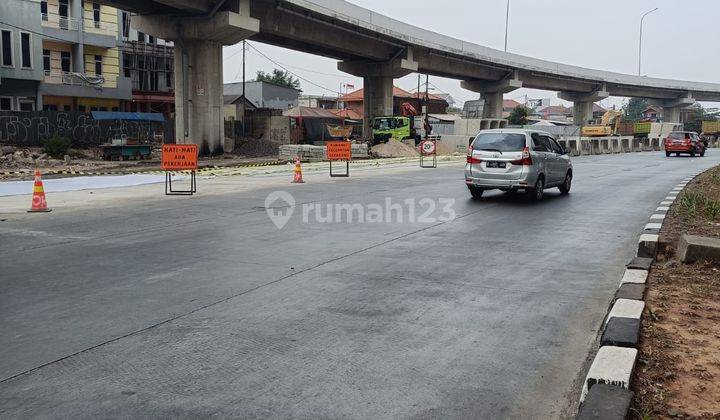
<box><xmin>245</xmin><ymin>41</ymin><xmax>341</xmax><ymax>94</ymax></box>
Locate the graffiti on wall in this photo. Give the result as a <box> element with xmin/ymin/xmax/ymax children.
<box><xmin>0</xmin><ymin>111</ymin><xmax>170</xmax><ymax>147</ymax></box>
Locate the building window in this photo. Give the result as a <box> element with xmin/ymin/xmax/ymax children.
<box><xmin>137</xmin><ymin>31</ymin><xmax>145</xmax><ymax>43</ymax></box>
<box><xmin>165</xmin><ymin>62</ymin><xmax>172</xmax><ymax>88</ymax></box>
<box><xmin>94</xmin><ymin>55</ymin><xmax>102</xmax><ymax>75</ymax></box>
<box><xmin>43</xmin><ymin>104</ymin><xmax>58</xmax><ymax>111</ymax></box>
<box><xmin>0</xmin><ymin>97</ymin><xmax>12</xmax><ymax>111</ymax></box>
<box><xmin>1</xmin><ymin>30</ymin><xmax>12</xmax><ymax>67</ymax></box>
<box><xmin>61</xmin><ymin>51</ymin><xmax>71</xmax><ymax>72</ymax></box>
<box><xmin>58</xmin><ymin>0</ymin><xmax>69</xmax><ymax>29</ymax></box>
<box><xmin>92</xmin><ymin>3</ymin><xmax>101</xmax><ymax>28</ymax></box>
<box><xmin>18</xmin><ymin>98</ymin><xmax>35</xmax><ymax>111</ymax></box>
<box><xmin>148</xmin><ymin>35</ymin><xmax>155</xmax><ymax>44</ymax></box>
<box><xmin>121</xmin><ymin>11</ymin><xmax>130</xmax><ymax>38</ymax></box>
<box><xmin>123</xmin><ymin>55</ymin><xmax>130</xmax><ymax>77</ymax></box>
<box><xmin>78</xmin><ymin>105</ymin><xmax>86</xmax><ymax>112</ymax></box>
<box><xmin>43</xmin><ymin>49</ymin><xmax>50</xmax><ymax>72</ymax></box>
<box><xmin>20</xmin><ymin>32</ymin><xmax>32</xmax><ymax>69</ymax></box>
<box><xmin>41</xmin><ymin>1</ymin><xmax>48</xmax><ymax>20</ymax></box>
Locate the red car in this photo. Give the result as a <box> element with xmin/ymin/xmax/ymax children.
<box><xmin>664</xmin><ymin>131</ymin><xmax>706</xmax><ymax>157</ymax></box>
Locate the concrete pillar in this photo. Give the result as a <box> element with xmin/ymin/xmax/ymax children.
<box><xmin>559</xmin><ymin>86</ymin><xmax>609</xmax><ymax>126</ymax></box>
<box><xmin>174</xmin><ymin>41</ymin><xmax>224</xmax><ymax>154</ymax></box>
<box><xmin>363</xmin><ymin>76</ymin><xmax>394</xmax><ymax>139</ymax></box>
<box><xmin>572</xmin><ymin>101</ymin><xmax>594</xmax><ymax>126</ymax></box>
<box><xmin>461</xmin><ymin>73</ymin><xmax>522</xmax><ymax>120</ymax></box>
<box><xmin>132</xmin><ymin>2</ymin><xmax>259</xmax><ymax>155</ymax></box>
<box><xmin>648</xmin><ymin>94</ymin><xmax>694</xmax><ymax>124</ymax></box>
<box><xmin>71</xmin><ymin>0</ymin><xmax>84</xmax><ymax>73</ymax></box>
<box><xmin>663</xmin><ymin>106</ymin><xmax>681</xmax><ymax>124</ymax></box>
<box><xmin>338</xmin><ymin>48</ymin><xmax>418</xmax><ymax>139</ymax></box>
<box><xmin>481</xmin><ymin>92</ymin><xmax>503</xmax><ymax>119</ymax></box>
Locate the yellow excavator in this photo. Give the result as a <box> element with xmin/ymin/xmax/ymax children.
<box><xmin>581</xmin><ymin>110</ymin><xmax>624</xmax><ymax>137</ymax></box>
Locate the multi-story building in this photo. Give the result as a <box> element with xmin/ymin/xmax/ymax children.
<box><xmin>0</xmin><ymin>0</ymin><xmax>44</xmax><ymax>111</ymax></box>
<box><xmin>119</xmin><ymin>12</ymin><xmax>174</xmax><ymax>116</ymax></box>
<box><xmin>38</xmin><ymin>0</ymin><xmax>131</xmax><ymax>111</ymax></box>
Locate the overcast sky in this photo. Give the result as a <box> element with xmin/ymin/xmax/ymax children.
<box><xmin>222</xmin><ymin>0</ymin><xmax>720</xmax><ymax>109</ymax></box>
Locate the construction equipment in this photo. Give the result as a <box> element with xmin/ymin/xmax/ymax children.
<box><xmin>702</xmin><ymin>121</ymin><xmax>720</xmax><ymax>135</ymax></box>
<box><xmin>581</xmin><ymin>110</ymin><xmax>624</xmax><ymax>137</ymax></box>
<box><xmin>371</xmin><ymin>102</ymin><xmax>423</xmax><ymax>144</ymax></box>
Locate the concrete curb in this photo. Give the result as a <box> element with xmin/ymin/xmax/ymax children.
<box><xmin>575</xmin><ymin>169</ymin><xmax>704</xmax><ymax>419</ymax></box>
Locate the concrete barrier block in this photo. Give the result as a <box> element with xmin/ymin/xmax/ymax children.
<box><xmin>620</xmin><ymin>269</ymin><xmax>648</xmax><ymax>285</ymax></box>
<box><xmin>660</xmin><ymin>201</ymin><xmax>673</xmax><ymax>206</ymax></box>
<box><xmin>576</xmin><ymin>384</ymin><xmax>633</xmax><ymax>420</ymax></box>
<box><xmin>678</xmin><ymin>234</ymin><xmax>720</xmax><ymax>264</ymax></box>
<box><xmin>606</xmin><ymin>299</ymin><xmax>644</xmax><ymax>325</ymax></box>
<box><xmin>580</xmin><ymin>346</ymin><xmax>637</xmax><ymax>403</ymax></box>
<box><xmin>656</xmin><ymin>206</ymin><xmax>670</xmax><ymax>212</ymax></box>
<box><xmin>601</xmin><ymin>317</ymin><xmax>640</xmax><ymax>348</ymax></box>
<box><xmin>615</xmin><ymin>283</ymin><xmax>645</xmax><ymax>301</ymax></box>
<box><xmin>645</xmin><ymin>222</ymin><xmax>662</xmax><ymax>230</ymax></box>
<box><xmin>626</xmin><ymin>257</ymin><xmax>652</xmax><ymax>270</ymax></box>
<box><xmin>649</xmin><ymin>214</ymin><xmax>665</xmax><ymax>220</ymax></box>
<box><xmin>637</xmin><ymin>234</ymin><xmax>658</xmax><ymax>258</ymax></box>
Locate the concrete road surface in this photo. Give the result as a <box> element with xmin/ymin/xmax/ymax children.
<box><xmin>1</xmin><ymin>152</ymin><xmax>716</xmax><ymax>419</ymax></box>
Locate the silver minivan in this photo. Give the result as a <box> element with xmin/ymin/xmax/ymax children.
<box><xmin>465</xmin><ymin>129</ymin><xmax>573</xmax><ymax>201</ymax></box>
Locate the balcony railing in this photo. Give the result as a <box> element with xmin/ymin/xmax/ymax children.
<box><xmin>41</xmin><ymin>13</ymin><xmax>81</xmax><ymax>31</ymax></box>
<box><xmin>41</xmin><ymin>12</ymin><xmax>116</xmax><ymax>37</ymax></box>
<box><xmin>44</xmin><ymin>70</ymin><xmax>114</xmax><ymax>89</ymax></box>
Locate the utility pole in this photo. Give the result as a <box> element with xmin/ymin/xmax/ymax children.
<box><xmin>504</xmin><ymin>0</ymin><xmax>510</xmax><ymax>52</ymax></box>
<box><xmin>424</xmin><ymin>74</ymin><xmax>429</xmax><ymax>140</ymax></box>
<box><xmin>638</xmin><ymin>7</ymin><xmax>658</xmax><ymax>76</ymax></box>
<box><xmin>241</xmin><ymin>40</ymin><xmax>246</xmax><ymax>139</ymax></box>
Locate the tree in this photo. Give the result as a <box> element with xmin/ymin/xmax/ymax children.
<box><xmin>683</xmin><ymin>104</ymin><xmax>718</xmax><ymax>133</ymax></box>
<box><xmin>622</xmin><ymin>97</ymin><xmax>648</xmax><ymax>122</ymax></box>
<box><xmin>507</xmin><ymin>105</ymin><xmax>532</xmax><ymax>125</ymax></box>
<box><xmin>255</xmin><ymin>69</ymin><xmax>301</xmax><ymax>90</ymax></box>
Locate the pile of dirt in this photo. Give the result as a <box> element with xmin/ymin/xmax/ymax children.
<box><xmin>632</xmin><ymin>165</ymin><xmax>720</xmax><ymax>419</ymax></box>
<box><xmin>370</xmin><ymin>141</ymin><xmax>419</xmax><ymax>158</ymax></box>
<box><xmin>0</xmin><ymin>147</ymin><xmax>64</xmax><ymax>169</ymax></box>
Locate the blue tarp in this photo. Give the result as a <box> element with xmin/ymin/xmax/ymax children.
<box><xmin>90</xmin><ymin>111</ymin><xmax>165</xmax><ymax>122</ymax></box>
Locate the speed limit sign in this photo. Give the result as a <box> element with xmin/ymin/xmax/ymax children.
<box><xmin>420</xmin><ymin>140</ymin><xmax>436</xmax><ymax>156</ymax></box>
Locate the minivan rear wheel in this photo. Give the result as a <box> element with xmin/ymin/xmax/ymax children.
<box><xmin>559</xmin><ymin>171</ymin><xmax>572</xmax><ymax>195</ymax></box>
<box><xmin>527</xmin><ymin>176</ymin><xmax>544</xmax><ymax>201</ymax></box>
<box><xmin>469</xmin><ymin>186</ymin><xmax>484</xmax><ymax>200</ymax></box>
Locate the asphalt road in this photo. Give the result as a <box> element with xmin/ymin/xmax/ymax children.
<box><xmin>1</xmin><ymin>152</ymin><xmax>717</xmax><ymax>419</ymax></box>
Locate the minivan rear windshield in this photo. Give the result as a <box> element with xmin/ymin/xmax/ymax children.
<box><xmin>471</xmin><ymin>133</ymin><xmax>526</xmax><ymax>152</ymax></box>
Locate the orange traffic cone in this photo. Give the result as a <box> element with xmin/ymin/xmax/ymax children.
<box><xmin>292</xmin><ymin>157</ymin><xmax>304</xmax><ymax>183</ymax></box>
<box><xmin>28</xmin><ymin>169</ymin><xmax>52</xmax><ymax>213</ymax></box>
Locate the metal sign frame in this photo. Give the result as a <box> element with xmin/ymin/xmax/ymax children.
<box><xmin>329</xmin><ymin>160</ymin><xmax>350</xmax><ymax>177</ymax></box>
<box><xmin>165</xmin><ymin>171</ymin><xmax>197</xmax><ymax>195</ymax></box>
<box><xmin>419</xmin><ymin>138</ymin><xmax>438</xmax><ymax>168</ymax></box>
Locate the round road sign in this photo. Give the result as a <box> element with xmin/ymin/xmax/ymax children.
<box><xmin>420</xmin><ymin>140</ymin><xmax>436</xmax><ymax>155</ymax></box>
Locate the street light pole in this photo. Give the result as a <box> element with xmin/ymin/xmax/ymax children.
<box><xmin>504</xmin><ymin>0</ymin><xmax>510</xmax><ymax>52</ymax></box>
<box><xmin>638</xmin><ymin>7</ymin><xmax>658</xmax><ymax>76</ymax></box>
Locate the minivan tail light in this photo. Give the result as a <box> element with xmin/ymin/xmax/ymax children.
<box><xmin>510</xmin><ymin>147</ymin><xmax>533</xmax><ymax>165</ymax></box>
<box><xmin>467</xmin><ymin>155</ymin><xmax>482</xmax><ymax>164</ymax></box>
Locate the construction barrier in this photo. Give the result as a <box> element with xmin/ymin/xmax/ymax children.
<box><xmin>162</xmin><ymin>144</ymin><xmax>198</xmax><ymax>195</ymax></box>
<box><xmin>327</xmin><ymin>141</ymin><xmax>351</xmax><ymax>177</ymax></box>
<box><xmin>419</xmin><ymin>136</ymin><xmax>438</xmax><ymax>168</ymax></box>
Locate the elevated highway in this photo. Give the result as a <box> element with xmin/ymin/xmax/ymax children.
<box><xmin>99</xmin><ymin>0</ymin><xmax>720</xmax><ymax>151</ymax></box>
